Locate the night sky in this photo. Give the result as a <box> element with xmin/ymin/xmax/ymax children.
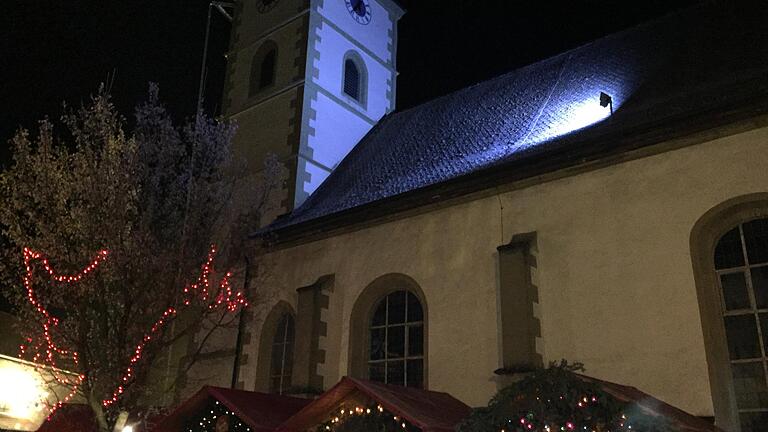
<box><xmin>1</xmin><ymin>0</ymin><xmax>699</xmax><ymax>166</ymax></box>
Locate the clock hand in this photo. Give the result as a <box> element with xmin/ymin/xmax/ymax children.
<box><xmin>354</xmin><ymin>0</ymin><xmax>365</xmax><ymax>14</ymax></box>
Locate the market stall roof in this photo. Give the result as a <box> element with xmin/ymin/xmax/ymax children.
<box><xmin>36</xmin><ymin>404</ymin><xmax>98</xmax><ymax>432</ymax></box>
<box><xmin>36</xmin><ymin>404</ymin><xmax>162</xmax><ymax>432</ymax></box>
<box><xmin>276</xmin><ymin>377</ymin><xmax>471</xmax><ymax>432</ymax></box>
<box><xmin>152</xmin><ymin>386</ymin><xmax>311</xmax><ymax>432</ymax></box>
<box><xmin>578</xmin><ymin>374</ymin><xmax>722</xmax><ymax>432</ymax></box>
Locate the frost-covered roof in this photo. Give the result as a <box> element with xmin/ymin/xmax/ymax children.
<box><xmin>265</xmin><ymin>2</ymin><xmax>768</xmax><ymax>235</ymax></box>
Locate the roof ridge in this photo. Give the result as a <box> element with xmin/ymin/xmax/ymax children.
<box><xmin>388</xmin><ymin>2</ymin><xmax>706</xmax><ymax>118</ymax></box>
<box><xmin>260</xmin><ymin>1</ymin><xmax>767</xmax><ymax>238</ymax></box>
<box><xmin>288</xmin><ymin>110</ymin><xmax>396</xmax><ymax>216</ymax></box>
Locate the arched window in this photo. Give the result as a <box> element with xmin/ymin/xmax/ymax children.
<box><xmin>249</xmin><ymin>41</ymin><xmax>278</xmax><ymax>97</ymax></box>
<box><xmin>260</xmin><ymin>50</ymin><xmax>276</xmax><ymax>89</ymax></box>
<box><xmin>254</xmin><ymin>301</ymin><xmax>295</xmax><ymax>394</ymax></box>
<box><xmin>349</xmin><ymin>274</ymin><xmax>427</xmax><ymax>388</ymax></box>
<box><xmin>343</xmin><ymin>59</ymin><xmax>360</xmax><ymax>100</ymax></box>
<box><xmin>714</xmin><ymin>218</ymin><xmax>768</xmax><ymax>431</ymax></box>
<box><xmin>692</xmin><ymin>195</ymin><xmax>768</xmax><ymax>431</ymax></box>
<box><xmin>368</xmin><ymin>290</ymin><xmax>424</xmax><ymax>387</ymax></box>
<box><xmin>342</xmin><ymin>52</ymin><xmax>367</xmax><ymax>105</ymax></box>
<box><xmin>269</xmin><ymin>313</ymin><xmax>294</xmax><ymax>394</ymax></box>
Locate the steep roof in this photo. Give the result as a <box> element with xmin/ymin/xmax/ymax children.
<box><xmin>276</xmin><ymin>377</ymin><xmax>471</xmax><ymax>432</ymax></box>
<box><xmin>264</xmin><ymin>2</ymin><xmax>768</xmax><ymax>239</ymax></box>
<box><xmin>37</xmin><ymin>404</ymin><xmax>164</xmax><ymax>432</ymax></box>
<box><xmin>36</xmin><ymin>404</ymin><xmax>99</xmax><ymax>432</ymax></box>
<box><xmin>152</xmin><ymin>386</ymin><xmax>311</xmax><ymax>432</ymax></box>
<box><xmin>577</xmin><ymin>375</ymin><xmax>722</xmax><ymax>432</ymax></box>
<box><xmin>275</xmin><ymin>375</ymin><xmax>717</xmax><ymax>432</ymax></box>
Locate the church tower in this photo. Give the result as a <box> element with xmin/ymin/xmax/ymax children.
<box><xmin>223</xmin><ymin>0</ymin><xmax>404</xmax><ymax>213</ymax></box>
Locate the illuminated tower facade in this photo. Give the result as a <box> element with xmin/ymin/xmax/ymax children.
<box><xmin>223</xmin><ymin>0</ymin><xmax>404</xmax><ymax>213</ymax></box>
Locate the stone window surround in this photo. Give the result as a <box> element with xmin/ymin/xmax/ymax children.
<box><xmin>691</xmin><ymin>193</ymin><xmax>768</xmax><ymax>431</ymax></box>
<box><xmin>269</xmin><ymin>312</ymin><xmax>295</xmax><ymax>394</ymax></box>
<box><xmin>254</xmin><ymin>301</ymin><xmax>296</xmax><ymax>393</ymax></box>
<box><xmin>496</xmin><ymin>232</ymin><xmax>542</xmax><ymax>380</ymax></box>
<box><xmin>367</xmin><ymin>290</ymin><xmax>425</xmax><ymax>387</ymax></box>
<box><xmin>341</xmin><ymin>49</ymin><xmax>368</xmax><ymax>109</ymax></box>
<box><xmin>249</xmin><ymin>40</ymin><xmax>279</xmax><ymax>98</ymax></box>
<box><xmin>348</xmin><ymin>273</ymin><xmax>428</xmax><ymax>388</ymax></box>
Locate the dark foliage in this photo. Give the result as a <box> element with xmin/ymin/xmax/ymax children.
<box><xmin>457</xmin><ymin>361</ymin><xmax>674</xmax><ymax>432</ymax></box>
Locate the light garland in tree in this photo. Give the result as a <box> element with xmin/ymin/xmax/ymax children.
<box><xmin>19</xmin><ymin>247</ymin><xmax>108</xmax><ymax>419</ymax></box>
<box><xmin>19</xmin><ymin>244</ymin><xmax>249</xmax><ymax>420</ymax></box>
<box><xmin>102</xmin><ymin>245</ymin><xmax>248</xmax><ymax>408</ymax></box>
<box><xmin>316</xmin><ymin>403</ymin><xmax>416</xmax><ymax>432</ymax></box>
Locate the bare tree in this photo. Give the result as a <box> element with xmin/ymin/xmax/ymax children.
<box><xmin>0</xmin><ymin>84</ymin><xmax>280</xmax><ymax>431</ymax></box>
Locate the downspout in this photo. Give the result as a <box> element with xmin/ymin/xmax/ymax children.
<box><xmin>231</xmin><ymin>255</ymin><xmax>250</xmax><ymax>388</ymax></box>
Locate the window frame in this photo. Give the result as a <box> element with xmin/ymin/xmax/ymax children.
<box><xmin>348</xmin><ymin>274</ymin><xmax>428</xmax><ymax>389</ymax></box>
<box><xmin>269</xmin><ymin>312</ymin><xmax>295</xmax><ymax>394</ymax></box>
<box><xmin>259</xmin><ymin>49</ymin><xmax>277</xmax><ymax>90</ymax></box>
<box><xmin>249</xmin><ymin>40</ymin><xmax>278</xmax><ymax>98</ymax></box>
<box><xmin>691</xmin><ymin>193</ymin><xmax>768</xmax><ymax>431</ymax></box>
<box><xmin>341</xmin><ymin>50</ymin><xmax>368</xmax><ymax>108</ymax></box>
<box><xmin>254</xmin><ymin>301</ymin><xmax>296</xmax><ymax>394</ymax></box>
<box><xmin>367</xmin><ymin>290</ymin><xmax>425</xmax><ymax>387</ymax></box>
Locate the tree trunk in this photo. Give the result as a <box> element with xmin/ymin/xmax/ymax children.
<box><xmin>89</xmin><ymin>395</ymin><xmax>112</xmax><ymax>432</ymax></box>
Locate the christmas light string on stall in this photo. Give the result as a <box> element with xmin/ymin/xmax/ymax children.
<box><xmin>316</xmin><ymin>403</ymin><xmax>415</xmax><ymax>432</ymax></box>
<box><xmin>19</xmin><ymin>244</ymin><xmax>249</xmax><ymax>420</ymax></box>
<box><xmin>186</xmin><ymin>400</ymin><xmax>253</xmax><ymax>432</ymax></box>
<box><xmin>493</xmin><ymin>393</ymin><xmax>639</xmax><ymax>432</ymax></box>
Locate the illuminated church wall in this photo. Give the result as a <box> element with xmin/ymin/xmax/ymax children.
<box><xmin>241</xmin><ymin>122</ymin><xmax>768</xmax><ymax>414</ymax></box>
<box><xmin>317</xmin><ymin>0</ymin><xmax>395</xmax><ymax>61</ymax></box>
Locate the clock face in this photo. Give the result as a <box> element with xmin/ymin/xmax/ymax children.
<box><xmin>345</xmin><ymin>0</ymin><xmax>372</xmax><ymax>25</ymax></box>
<box><xmin>256</xmin><ymin>0</ymin><xmax>280</xmax><ymax>13</ymax></box>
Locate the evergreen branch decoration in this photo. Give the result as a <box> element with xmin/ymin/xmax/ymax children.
<box><xmin>457</xmin><ymin>361</ymin><xmax>674</xmax><ymax>432</ymax></box>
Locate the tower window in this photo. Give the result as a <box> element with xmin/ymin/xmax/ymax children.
<box><xmin>269</xmin><ymin>312</ymin><xmax>294</xmax><ymax>394</ymax></box>
<box><xmin>368</xmin><ymin>290</ymin><xmax>424</xmax><ymax>388</ymax></box>
<box><xmin>343</xmin><ymin>59</ymin><xmax>360</xmax><ymax>100</ymax></box>
<box><xmin>249</xmin><ymin>41</ymin><xmax>278</xmax><ymax>97</ymax></box>
<box><xmin>260</xmin><ymin>50</ymin><xmax>276</xmax><ymax>89</ymax></box>
<box><xmin>342</xmin><ymin>52</ymin><xmax>367</xmax><ymax>105</ymax></box>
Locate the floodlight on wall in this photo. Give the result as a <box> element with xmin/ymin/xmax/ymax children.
<box><xmin>599</xmin><ymin>91</ymin><xmax>613</xmax><ymax>115</ymax></box>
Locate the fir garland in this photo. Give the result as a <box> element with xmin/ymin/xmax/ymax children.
<box><xmin>457</xmin><ymin>361</ymin><xmax>674</xmax><ymax>432</ymax></box>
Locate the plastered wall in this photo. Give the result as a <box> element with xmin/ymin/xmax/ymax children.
<box><xmin>242</xmin><ymin>124</ymin><xmax>768</xmax><ymax>414</ymax></box>
<box><xmin>232</xmin><ymin>0</ymin><xmax>310</xmax><ymax>51</ymax></box>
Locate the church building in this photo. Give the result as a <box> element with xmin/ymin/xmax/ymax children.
<box><xmin>208</xmin><ymin>1</ymin><xmax>768</xmax><ymax>431</ymax></box>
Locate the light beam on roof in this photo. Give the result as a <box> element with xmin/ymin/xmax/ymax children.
<box><xmin>518</xmin><ymin>89</ymin><xmax>619</xmax><ymax>149</ymax></box>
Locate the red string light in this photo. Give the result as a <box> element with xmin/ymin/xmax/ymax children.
<box><xmin>20</xmin><ymin>244</ymin><xmax>248</xmax><ymax>418</ymax></box>
<box><xmin>20</xmin><ymin>247</ymin><xmax>109</xmax><ymax>420</ymax></box>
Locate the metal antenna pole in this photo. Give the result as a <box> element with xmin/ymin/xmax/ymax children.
<box><xmin>196</xmin><ymin>1</ymin><xmax>234</xmax><ymax>116</ymax></box>
<box><xmin>196</xmin><ymin>3</ymin><xmax>213</xmax><ymax>116</ymax></box>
